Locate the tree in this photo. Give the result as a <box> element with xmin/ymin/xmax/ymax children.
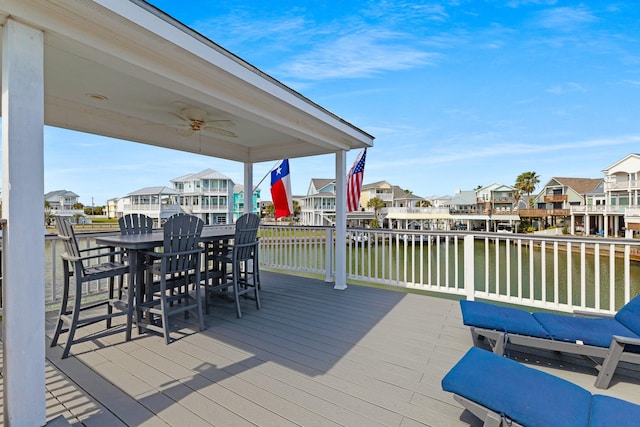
<box><xmin>367</xmin><ymin>197</ymin><xmax>385</xmax><ymax>228</ymax></box>
<box><xmin>418</xmin><ymin>199</ymin><xmax>432</xmax><ymax>208</ymax></box>
<box><xmin>515</xmin><ymin>171</ymin><xmax>540</xmax><ymax>207</ymax></box>
<box><xmin>262</xmin><ymin>203</ymin><xmax>275</xmax><ymax>218</ymax></box>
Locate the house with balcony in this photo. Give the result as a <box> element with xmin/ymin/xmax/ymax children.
<box><xmin>523</xmin><ymin>177</ymin><xmax>602</xmax><ymax>232</ymax></box>
<box><xmin>171</xmin><ymin>168</ymin><xmax>234</xmax><ymax>225</ymax></box>
<box><xmin>300</xmin><ymin>179</ymin><xmax>337</xmax><ymax>226</ymax></box>
<box><xmin>232</xmin><ymin>184</ymin><xmax>261</xmax><ymax>221</ymax></box>
<box><xmin>119</xmin><ymin>186</ymin><xmax>182</xmax><ymax>224</ymax></box>
<box><xmin>573</xmin><ymin>154</ymin><xmax>640</xmax><ymax>238</ymax></box>
<box><xmin>45</xmin><ymin>190</ymin><xmax>86</xmax><ymax>222</ymax></box>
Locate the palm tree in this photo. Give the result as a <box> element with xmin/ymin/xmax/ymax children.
<box><xmin>367</xmin><ymin>197</ymin><xmax>385</xmax><ymax>228</ymax></box>
<box><xmin>515</xmin><ymin>171</ymin><xmax>540</xmax><ymax>207</ymax></box>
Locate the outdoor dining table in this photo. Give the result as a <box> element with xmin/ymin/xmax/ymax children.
<box><xmin>95</xmin><ymin>225</ymin><xmax>236</xmax><ymax>325</ymax></box>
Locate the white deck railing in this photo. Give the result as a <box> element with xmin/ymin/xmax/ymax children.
<box><xmin>25</xmin><ymin>226</ymin><xmax>640</xmax><ymax>314</ymax></box>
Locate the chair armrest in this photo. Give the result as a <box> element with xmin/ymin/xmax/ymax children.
<box><xmin>572</xmin><ymin>310</ymin><xmax>615</xmax><ymax>318</ymax></box>
<box><xmin>613</xmin><ymin>335</ymin><xmax>640</xmax><ymax>347</ymax></box>
<box><xmin>61</xmin><ymin>249</ymin><xmax>126</xmax><ymax>263</ymax></box>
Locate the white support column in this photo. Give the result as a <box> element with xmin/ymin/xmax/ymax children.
<box><xmin>464</xmin><ymin>235</ymin><xmax>475</xmax><ymax>301</ymax></box>
<box><xmin>334</xmin><ymin>151</ymin><xmax>347</xmax><ymax>290</ymax></box>
<box><xmin>243</xmin><ymin>162</ymin><xmax>253</xmax><ymax>215</ymax></box>
<box><xmin>2</xmin><ymin>19</ymin><xmax>46</xmax><ymax>427</ymax></box>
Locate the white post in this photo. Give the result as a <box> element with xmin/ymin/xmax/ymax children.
<box><xmin>244</xmin><ymin>162</ymin><xmax>253</xmax><ymax>215</ymax></box>
<box><xmin>324</xmin><ymin>230</ymin><xmax>333</xmax><ymax>283</ymax></box>
<box><xmin>2</xmin><ymin>19</ymin><xmax>46</xmax><ymax>426</ymax></box>
<box><xmin>464</xmin><ymin>235</ymin><xmax>475</xmax><ymax>301</ymax></box>
<box><xmin>334</xmin><ymin>151</ymin><xmax>347</xmax><ymax>290</ymax></box>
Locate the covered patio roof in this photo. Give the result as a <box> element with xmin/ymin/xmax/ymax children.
<box><xmin>0</xmin><ymin>0</ymin><xmax>373</xmax><ymax>161</ymax></box>
<box><xmin>0</xmin><ymin>1</ymin><xmax>373</xmax><ymax>425</ymax></box>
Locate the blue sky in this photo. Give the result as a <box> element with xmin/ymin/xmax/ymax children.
<box><xmin>34</xmin><ymin>1</ymin><xmax>640</xmax><ymax>205</ymax></box>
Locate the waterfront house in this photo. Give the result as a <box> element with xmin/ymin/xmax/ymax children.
<box><xmin>232</xmin><ymin>183</ymin><xmax>261</xmax><ymax>221</ymax></box>
<box><xmin>524</xmin><ymin>177</ymin><xmax>602</xmax><ymax>233</ymax></box>
<box><xmin>44</xmin><ymin>190</ymin><xmax>86</xmax><ymax>222</ymax></box>
<box><xmin>569</xmin><ymin>154</ymin><xmax>640</xmax><ymax>237</ymax></box>
<box><xmin>119</xmin><ymin>186</ymin><xmax>182</xmax><ymax>224</ymax></box>
<box><xmin>170</xmin><ymin>168</ymin><xmax>235</xmax><ymax>225</ymax></box>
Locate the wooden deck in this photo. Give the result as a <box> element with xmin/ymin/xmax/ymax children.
<box><xmin>2</xmin><ymin>271</ymin><xmax>640</xmax><ymax>426</ymax></box>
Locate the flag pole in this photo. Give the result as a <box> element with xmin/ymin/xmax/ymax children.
<box><xmin>253</xmin><ymin>159</ymin><xmax>282</xmax><ymax>192</ymax></box>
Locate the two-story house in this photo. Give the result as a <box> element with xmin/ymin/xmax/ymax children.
<box><xmin>574</xmin><ymin>154</ymin><xmax>640</xmax><ymax>237</ymax></box>
<box><xmin>120</xmin><ymin>186</ymin><xmax>182</xmax><ymax>224</ymax></box>
<box><xmin>170</xmin><ymin>169</ymin><xmax>234</xmax><ymax>225</ymax></box>
<box><xmin>232</xmin><ymin>184</ymin><xmax>261</xmax><ymax>221</ymax></box>
<box><xmin>45</xmin><ymin>190</ymin><xmax>86</xmax><ymax>222</ymax></box>
<box><xmin>524</xmin><ymin>177</ymin><xmax>602</xmax><ymax>233</ymax></box>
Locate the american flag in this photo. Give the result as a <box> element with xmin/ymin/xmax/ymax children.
<box><xmin>347</xmin><ymin>148</ymin><xmax>367</xmax><ymax>212</ymax></box>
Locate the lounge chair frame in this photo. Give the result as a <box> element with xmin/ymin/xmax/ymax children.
<box><xmin>470</xmin><ymin>324</ymin><xmax>640</xmax><ymax>389</ymax></box>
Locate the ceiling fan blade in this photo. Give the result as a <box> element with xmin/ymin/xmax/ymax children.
<box><xmin>171</xmin><ymin>112</ymin><xmax>190</xmax><ymax>122</ymax></box>
<box><xmin>205</xmin><ymin>119</ymin><xmax>234</xmax><ymax>127</ymax></box>
<box><xmin>181</xmin><ymin>127</ymin><xmax>194</xmax><ymax>137</ymax></box>
<box><xmin>207</xmin><ymin>127</ymin><xmax>237</xmax><ymax>137</ymax></box>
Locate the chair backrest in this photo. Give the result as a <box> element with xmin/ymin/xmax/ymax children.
<box><xmin>615</xmin><ymin>294</ymin><xmax>640</xmax><ymax>336</ymax></box>
<box><xmin>56</xmin><ymin>217</ymin><xmax>81</xmax><ymax>258</ymax></box>
<box><xmin>234</xmin><ymin>213</ymin><xmax>260</xmax><ymax>261</ymax></box>
<box><xmin>55</xmin><ymin>217</ymin><xmax>85</xmax><ymax>274</ymax></box>
<box><xmin>119</xmin><ymin>213</ymin><xmax>154</xmax><ymax>235</ymax></box>
<box><xmin>163</xmin><ymin>214</ymin><xmax>204</xmax><ymax>272</ymax></box>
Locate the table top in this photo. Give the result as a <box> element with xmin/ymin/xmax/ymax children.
<box><xmin>95</xmin><ymin>226</ymin><xmax>235</xmax><ymax>250</ymax></box>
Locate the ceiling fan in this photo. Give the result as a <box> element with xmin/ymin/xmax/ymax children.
<box><xmin>173</xmin><ymin>107</ymin><xmax>237</xmax><ymax>137</ymax></box>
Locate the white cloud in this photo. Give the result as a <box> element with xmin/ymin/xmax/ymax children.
<box><xmin>280</xmin><ymin>30</ymin><xmax>435</xmax><ymax>80</ymax></box>
<box><xmin>547</xmin><ymin>82</ymin><xmax>587</xmax><ymax>94</ymax></box>
<box><xmin>533</xmin><ymin>6</ymin><xmax>597</xmax><ymax>31</ymax></box>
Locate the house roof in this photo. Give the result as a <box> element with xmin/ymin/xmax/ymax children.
<box><xmin>128</xmin><ymin>186</ymin><xmax>179</xmax><ymax>196</ymax></box>
<box><xmin>362</xmin><ymin>181</ymin><xmax>391</xmax><ymax>190</ymax></box>
<box><xmin>551</xmin><ymin>177</ymin><xmax>603</xmax><ymax>195</ymax></box>
<box><xmin>171</xmin><ymin>168</ymin><xmax>232</xmax><ymax>182</ymax></box>
<box><xmin>391</xmin><ymin>186</ymin><xmax>422</xmax><ymax>200</ymax></box>
<box><xmin>310</xmin><ymin>179</ymin><xmax>335</xmax><ymax>193</ymax></box>
<box><xmin>45</xmin><ymin>190</ymin><xmax>79</xmax><ymax>200</ymax></box>
<box><xmin>448</xmin><ymin>190</ymin><xmax>477</xmax><ymax>205</ymax></box>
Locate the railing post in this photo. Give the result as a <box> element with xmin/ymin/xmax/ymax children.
<box><xmin>464</xmin><ymin>234</ymin><xmax>475</xmax><ymax>301</ymax></box>
<box><xmin>324</xmin><ymin>228</ymin><xmax>333</xmax><ymax>283</ymax></box>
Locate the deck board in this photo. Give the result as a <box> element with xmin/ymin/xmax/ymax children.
<box><xmin>2</xmin><ymin>271</ymin><xmax>640</xmax><ymax>426</ymax></box>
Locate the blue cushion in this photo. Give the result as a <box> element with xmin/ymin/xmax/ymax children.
<box><xmin>442</xmin><ymin>348</ymin><xmax>591</xmax><ymax>427</ymax></box>
<box><xmin>460</xmin><ymin>300</ymin><xmax>550</xmax><ymax>338</ymax></box>
<box><xmin>533</xmin><ymin>313</ymin><xmax>640</xmax><ymax>348</ymax></box>
<box><xmin>590</xmin><ymin>395</ymin><xmax>640</xmax><ymax>427</ymax></box>
<box><xmin>615</xmin><ymin>294</ymin><xmax>640</xmax><ymax>336</ymax></box>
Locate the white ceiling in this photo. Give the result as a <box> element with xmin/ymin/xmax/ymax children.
<box><xmin>0</xmin><ymin>0</ymin><xmax>373</xmax><ymax>163</ymax></box>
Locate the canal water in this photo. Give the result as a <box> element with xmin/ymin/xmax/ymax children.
<box><xmin>45</xmin><ymin>237</ymin><xmax>640</xmax><ymax>311</ymax></box>
<box><xmin>344</xmin><ymin>238</ymin><xmax>640</xmax><ymax>310</ymax></box>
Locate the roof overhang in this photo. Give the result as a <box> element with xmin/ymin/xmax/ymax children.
<box><xmin>0</xmin><ymin>0</ymin><xmax>373</xmax><ymax>163</ymax></box>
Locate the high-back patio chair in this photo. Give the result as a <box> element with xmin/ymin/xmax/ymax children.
<box><xmin>119</xmin><ymin>213</ymin><xmax>154</xmax><ymax>235</ymax></box>
<box><xmin>210</xmin><ymin>213</ymin><xmax>261</xmax><ymax>318</ymax></box>
<box><xmin>137</xmin><ymin>213</ymin><xmax>205</xmax><ymax>344</ymax></box>
<box><xmin>50</xmin><ymin>217</ymin><xmax>132</xmax><ymax>359</ymax></box>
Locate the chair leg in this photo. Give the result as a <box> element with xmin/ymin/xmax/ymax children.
<box><xmin>252</xmin><ymin>261</ymin><xmax>261</xmax><ymax>310</ymax></box>
<box><xmin>194</xmin><ymin>272</ymin><xmax>205</xmax><ymax>331</ymax></box>
<box><xmin>51</xmin><ymin>262</ymin><xmax>72</xmax><ymax>348</ymax></box>
<box><xmin>595</xmin><ymin>339</ymin><xmax>625</xmax><ymax>389</ymax></box>
<box><xmin>160</xmin><ymin>282</ymin><xmax>171</xmax><ymax>345</ymax></box>
<box><xmin>106</xmin><ymin>275</ymin><xmax>115</xmax><ymax>329</ymax></box>
<box><xmin>233</xmin><ymin>265</ymin><xmax>242</xmax><ymax>319</ymax></box>
<box><xmin>62</xmin><ymin>275</ymin><xmax>84</xmax><ymax>359</ymax></box>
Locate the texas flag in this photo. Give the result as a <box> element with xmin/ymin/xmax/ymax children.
<box><xmin>270</xmin><ymin>159</ymin><xmax>293</xmax><ymax>219</ymax></box>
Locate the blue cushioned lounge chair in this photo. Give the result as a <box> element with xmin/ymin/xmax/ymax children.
<box><xmin>459</xmin><ymin>295</ymin><xmax>640</xmax><ymax>389</ymax></box>
<box><xmin>442</xmin><ymin>347</ymin><xmax>640</xmax><ymax>427</ymax></box>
